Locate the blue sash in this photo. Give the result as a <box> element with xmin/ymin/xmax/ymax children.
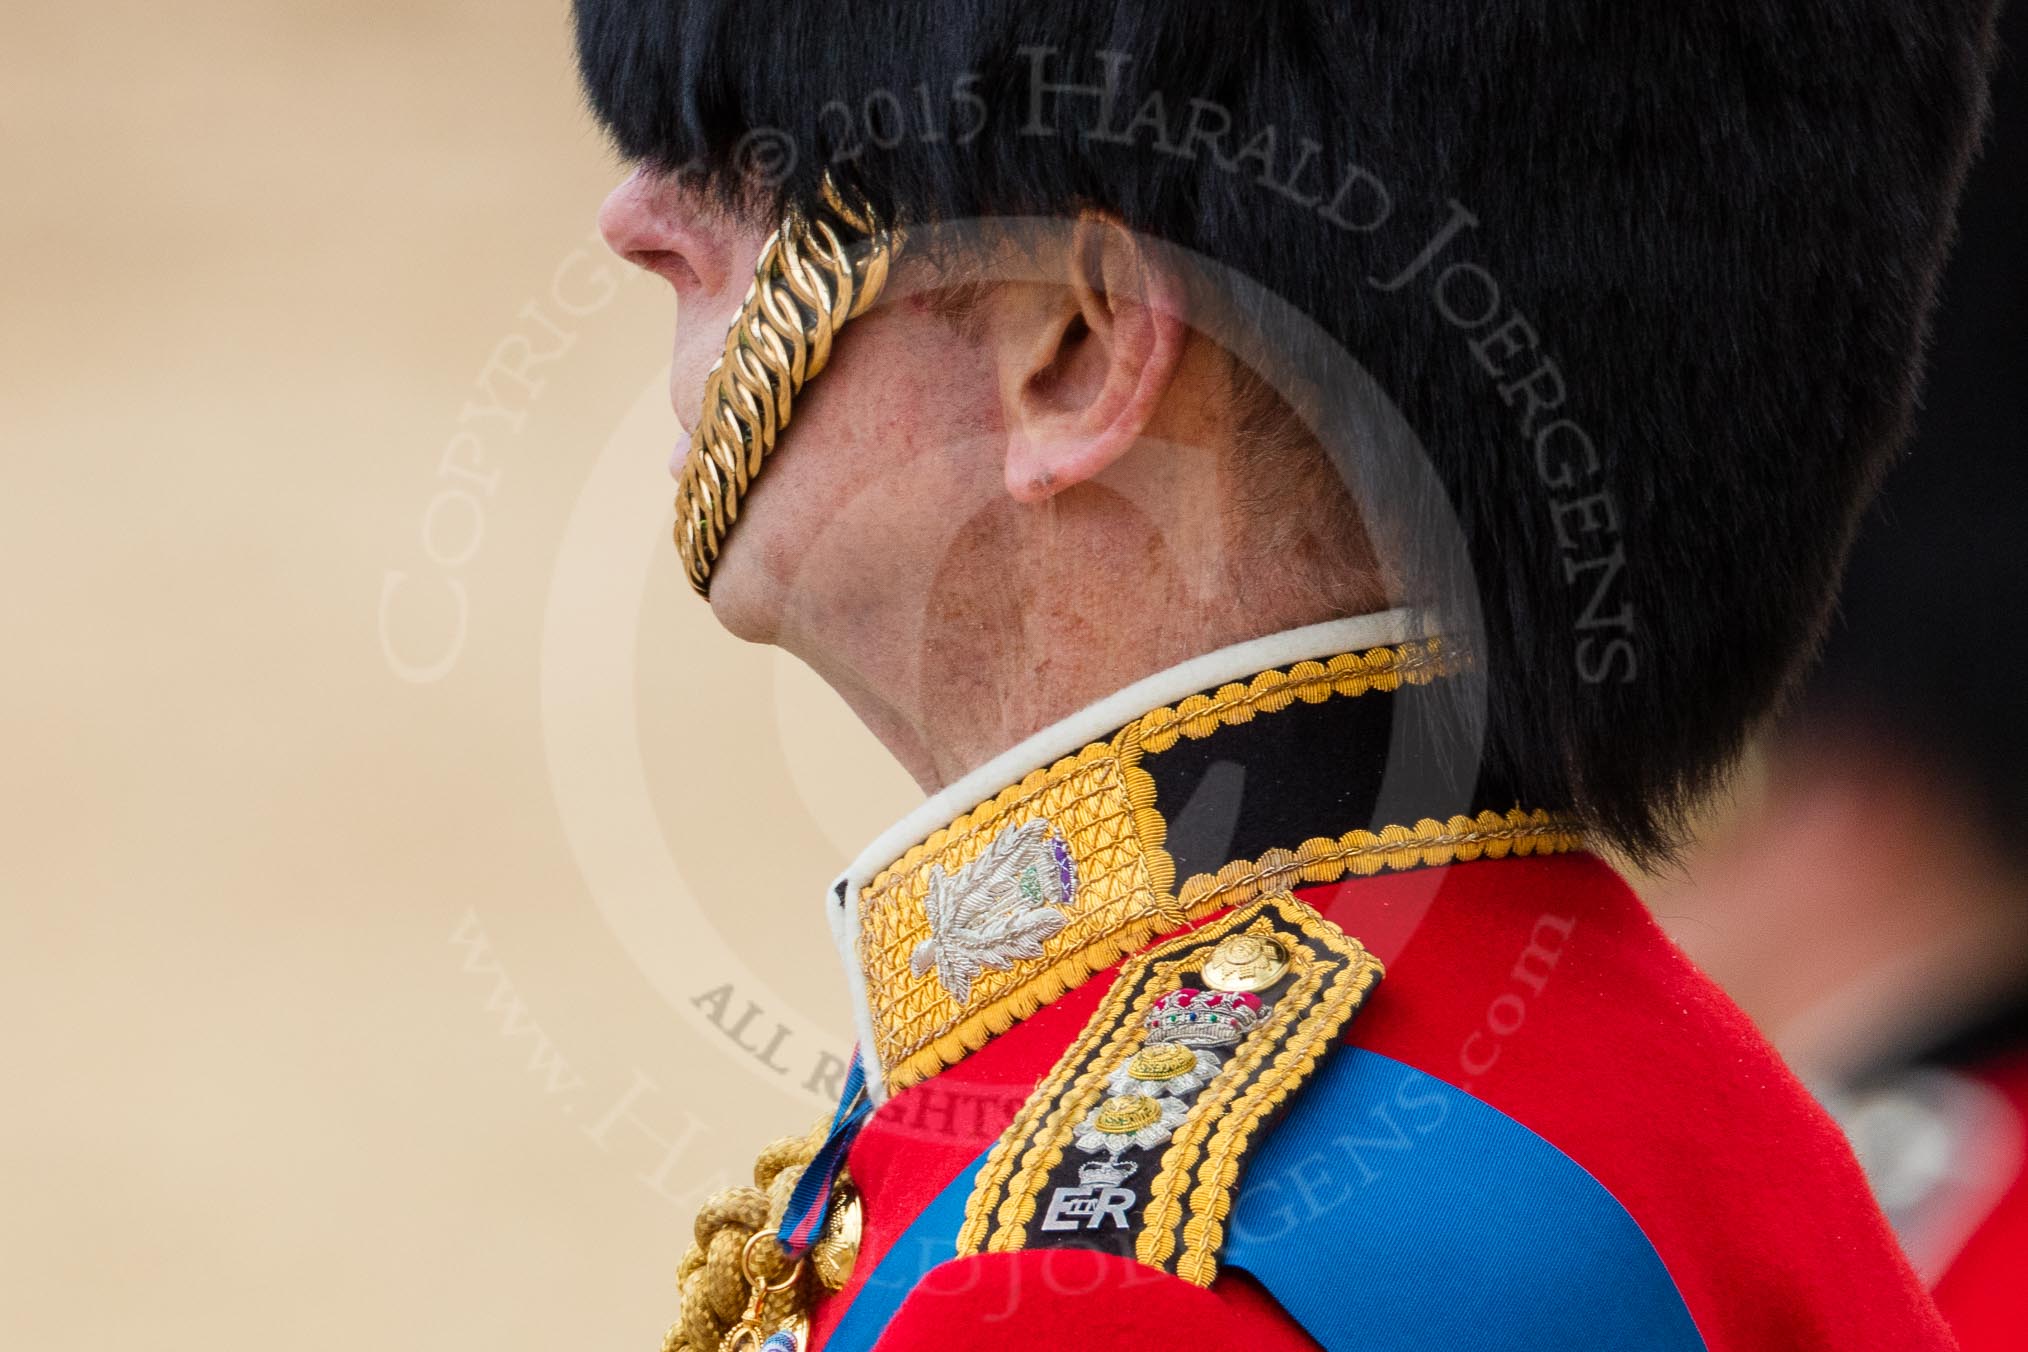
<box><xmin>827</xmin><ymin>1049</ymin><xmax>1704</xmax><ymax>1350</ymax></box>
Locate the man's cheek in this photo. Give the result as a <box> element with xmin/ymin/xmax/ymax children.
<box><xmin>668</xmin><ymin>335</ymin><xmax>720</xmax><ymax>428</ymax></box>
<box><xmin>669</xmin><ymin>291</ymin><xmax>750</xmax><ymax>418</ymax></box>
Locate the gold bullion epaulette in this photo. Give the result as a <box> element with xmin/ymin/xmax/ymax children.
<box><xmin>953</xmin><ymin>890</ymin><xmax>1383</xmax><ymax>1285</ymax></box>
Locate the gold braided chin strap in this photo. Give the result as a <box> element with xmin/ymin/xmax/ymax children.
<box><xmin>662</xmin><ymin>1127</ymin><xmax>822</xmax><ymax>1352</ymax></box>
<box><xmin>673</xmin><ymin>184</ymin><xmax>900</xmax><ymax>595</ymax></box>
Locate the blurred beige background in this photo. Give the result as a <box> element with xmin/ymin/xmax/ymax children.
<box><xmin>1</xmin><ymin>5</ymin><xmax>921</xmax><ymax>1349</ymax></box>
<box><xmin>0</xmin><ymin>7</ymin><xmax>1815</xmax><ymax>1350</ymax></box>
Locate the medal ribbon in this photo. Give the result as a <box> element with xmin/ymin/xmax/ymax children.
<box><xmin>776</xmin><ymin>1049</ymin><xmax>872</xmax><ymax>1257</ymax></box>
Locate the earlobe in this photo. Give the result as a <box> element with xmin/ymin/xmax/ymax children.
<box><xmin>1003</xmin><ymin>448</ymin><xmax>1066</xmax><ymax>504</ymax></box>
<box><xmin>1000</xmin><ymin>215</ymin><xmax>1187</xmax><ymax>503</ymax></box>
<box><xmin>1005</xmin><ymin>429</ymin><xmax>1125</xmax><ymax>505</ymax></box>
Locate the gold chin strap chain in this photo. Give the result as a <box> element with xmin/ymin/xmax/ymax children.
<box><xmin>660</xmin><ymin>1125</ymin><xmax>863</xmax><ymax>1352</ymax></box>
<box><xmin>672</xmin><ymin>179</ymin><xmax>901</xmax><ymax>597</ymax></box>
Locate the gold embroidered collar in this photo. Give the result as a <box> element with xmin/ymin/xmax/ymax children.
<box><xmin>827</xmin><ymin>615</ymin><xmax>1580</xmax><ymax>1098</ymax></box>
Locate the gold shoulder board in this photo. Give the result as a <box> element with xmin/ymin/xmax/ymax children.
<box><xmin>955</xmin><ymin>890</ymin><xmax>1383</xmax><ymax>1285</ymax></box>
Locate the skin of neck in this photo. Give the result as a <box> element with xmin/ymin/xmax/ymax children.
<box><xmin>781</xmin><ymin>349</ymin><xmax>1383</xmax><ymax>792</ymax></box>
<box><xmin>602</xmin><ymin>180</ymin><xmax>1386</xmax><ymax>801</ymax></box>
<box><xmin>706</xmin><ymin>218</ymin><xmax>1386</xmax><ymax>795</ymax></box>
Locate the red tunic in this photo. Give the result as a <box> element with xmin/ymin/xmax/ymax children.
<box><xmin>813</xmin><ymin>853</ymin><xmax>1951</xmax><ymax>1350</ymax></box>
<box><xmin>1930</xmin><ymin>1050</ymin><xmax>2028</xmax><ymax>1348</ymax></box>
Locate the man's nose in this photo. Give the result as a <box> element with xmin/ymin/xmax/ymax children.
<box><xmin>597</xmin><ymin>168</ymin><xmax>726</xmax><ymax>296</ymax></box>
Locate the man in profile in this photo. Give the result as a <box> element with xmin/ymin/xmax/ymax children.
<box><xmin>577</xmin><ymin>3</ymin><xmax>2001</xmax><ymax>1348</ymax></box>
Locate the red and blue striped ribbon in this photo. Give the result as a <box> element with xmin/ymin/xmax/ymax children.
<box><xmin>776</xmin><ymin>1048</ymin><xmax>872</xmax><ymax>1257</ymax></box>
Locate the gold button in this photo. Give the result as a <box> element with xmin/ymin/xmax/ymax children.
<box><xmin>810</xmin><ymin>1182</ymin><xmax>862</xmax><ymax>1291</ymax></box>
<box><xmin>1201</xmin><ymin>932</ymin><xmax>1289</xmax><ymax>992</ymax></box>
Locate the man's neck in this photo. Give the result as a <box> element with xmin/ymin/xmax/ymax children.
<box><xmin>831</xmin><ymin>608</ymin><xmax>1431</xmax><ymax>898</ymax></box>
<box><xmin>821</xmin><ymin>607</ymin><xmax>1568</xmax><ymax>1100</ymax></box>
<box><xmin>804</xmin><ymin>595</ymin><xmax>1380</xmax><ymax>795</ymax></box>
<box><xmin>774</xmin><ymin>427</ymin><xmax>1387</xmax><ymax>791</ymax></box>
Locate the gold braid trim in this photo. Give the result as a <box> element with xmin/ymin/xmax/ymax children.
<box><xmin>1165</xmin><ymin>910</ymin><xmax>1382</xmax><ymax>1281</ymax></box>
<box><xmin>856</xmin><ymin>635</ymin><xmax>1580</xmax><ymax>1096</ymax></box>
<box><xmin>864</xmin><ymin>733</ymin><xmax>1182</xmax><ymax>1095</ymax></box>
<box><xmin>673</xmin><ymin>181</ymin><xmax>899</xmax><ymax>595</ymax></box>
<box><xmin>864</xmin><ymin>735</ymin><xmax>1170</xmax><ymax>900</ymax></box>
<box><xmin>1124</xmin><ymin>638</ymin><xmax>1459</xmax><ymax>755</ymax></box>
<box><xmin>660</xmin><ymin>1124</ymin><xmax>826</xmax><ymax>1352</ymax></box>
<box><xmin>957</xmin><ymin>893</ymin><xmax>1382</xmax><ymax>1285</ymax></box>
<box><xmin>856</xmin><ymin>646</ymin><xmax>1459</xmax><ymax>1096</ymax></box>
<box><xmin>1132</xmin><ymin>922</ymin><xmax>1331</xmax><ymax>1270</ymax></box>
<box><xmin>883</xmin><ymin>808</ymin><xmax>1572</xmax><ymax>1096</ymax></box>
<box><xmin>955</xmin><ymin>911</ymin><xmax>1246</xmax><ymax>1254</ymax></box>
<box><xmin>1174</xmin><ymin>807</ymin><xmax>1586</xmax><ymax>916</ymax></box>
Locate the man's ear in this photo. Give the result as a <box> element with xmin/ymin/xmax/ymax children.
<box><xmin>994</xmin><ymin>214</ymin><xmax>1188</xmax><ymax>503</ymax></box>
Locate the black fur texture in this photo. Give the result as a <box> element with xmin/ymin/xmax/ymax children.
<box><xmin>573</xmin><ymin>1</ymin><xmax>2000</xmax><ymax>860</ymax></box>
<box><xmin>1794</xmin><ymin>0</ymin><xmax>2027</xmax><ymax>869</ymax></box>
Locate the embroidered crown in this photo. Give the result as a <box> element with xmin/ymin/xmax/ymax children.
<box><xmin>1142</xmin><ymin>987</ymin><xmax>1266</xmax><ymax>1047</ymax></box>
<box><xmin>1077</xmin><ymin>1157</ymin><xmax>1140</xmax><ymax>1187</ymax></box>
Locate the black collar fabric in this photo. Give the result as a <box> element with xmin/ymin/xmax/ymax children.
<box><xmin>1135</xmin><ymin>669</ymin><xmax>1527</xmax><ymax>884</ymax></box>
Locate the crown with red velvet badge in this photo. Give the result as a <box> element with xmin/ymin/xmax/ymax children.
<box><xmin>1142</xmin><ymin>987</ymin><xmax>1266</xmax><ymax>1047</ymax></box>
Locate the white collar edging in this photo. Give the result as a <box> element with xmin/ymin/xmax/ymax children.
<box><xmin>825</xmin><ymin>608</ymin><xmax>1422</xmax><ymax>1101</ymax></box>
